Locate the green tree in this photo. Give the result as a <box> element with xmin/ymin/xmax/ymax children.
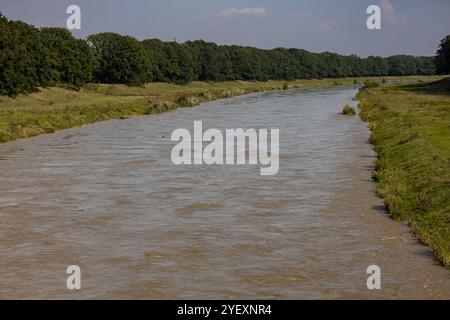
<box><xmin>0</xmin><ymin>12</ymin><xmax>54</xmax><ymax>96</ymax></box>
<box><xmin>387</xmin><ymin>55</ymin><xmax>417</xmax><ymax>76</ymax></box>
<box><xmin>142</xmin><ymin>39</ymin><xmax>194</xmax><ymax>84</ymax></box>
<box><xmin>87</xmin><ymin>33</ymin><xmax>152</xmax><ymax>85</ymax></box>
<box><xmin>41</xmin><ymin>28</ymin><xmax>93</xmax><ymax>89</ymax></box>
<box><xmin>436</xmin><ymin>35</ymin><xmax>450</xmax><ymax>74</ymax></box>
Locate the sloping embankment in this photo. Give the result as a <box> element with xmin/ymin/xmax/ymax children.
<box><xmin>357</xmin><ymin>78</ymin><xmax>450</xmax><ymax>267</ymax></box>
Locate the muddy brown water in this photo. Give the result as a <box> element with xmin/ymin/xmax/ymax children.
<box><xmin>0</xmin><ymin>87</ymin><xmax>449</xmax><ymax>299</ymax></box>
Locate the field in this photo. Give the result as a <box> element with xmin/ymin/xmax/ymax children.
<box><xmin>358</xmin><ymin>78</ymin><xmax>450</xmax><ymax>267</ymax></box>
<box><xmin>0</xmin><ymin>76</ymin><xmax>443</xmax><ymax>143</ymax></box>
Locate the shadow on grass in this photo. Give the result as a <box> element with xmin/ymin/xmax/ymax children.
<box><xmin>392</xmin><ymin>77</ymin><xmax>450</xmax><ymax>95</ymax></box>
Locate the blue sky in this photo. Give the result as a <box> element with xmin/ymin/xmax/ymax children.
<box><xmin>1</xmin><ymin>0</ymin><xmax>449</xmax><ymax>57</ymax></box>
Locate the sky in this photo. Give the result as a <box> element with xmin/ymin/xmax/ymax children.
<box><xmin>1</xmin><ymin>0</ymin><xmax>450</xmax><ymax>57</ymax></box>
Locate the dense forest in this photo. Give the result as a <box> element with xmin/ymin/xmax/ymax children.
<box><xmin>0</xmin><ymin>12</ymin><xmax>446</xmax><ymax>97</ymax></box>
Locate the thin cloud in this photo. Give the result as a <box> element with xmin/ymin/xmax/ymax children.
<box><xmin>380</xmin><ymin>0</ymin><xmax>407</xmax><ymax>26</ymax></box>
<box><xmin>216</xmin><ymin>7</ymin><xmax>267</xmax><ymax>17</ymax></box>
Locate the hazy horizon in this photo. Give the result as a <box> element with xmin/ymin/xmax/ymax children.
<box><xmin>1</xmin><ymin>0</ymin><xmax>450</xmax><ymax>57</ymax></box>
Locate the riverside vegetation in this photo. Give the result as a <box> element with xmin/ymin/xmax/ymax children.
<box><xmin>358</xmin><ymin>78</ymin><xmax>450</xmax><ymax>267</ymax></box>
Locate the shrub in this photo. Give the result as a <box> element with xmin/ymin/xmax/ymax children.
<box><xmin>361</xmin><ymin>80</ymin><xmax>380</xmax><ymax>90</ymax></box>
<box><xmin>342</xmin><ymin>104</ymin><xmax>356</xmax><ymax>116</ymax></box>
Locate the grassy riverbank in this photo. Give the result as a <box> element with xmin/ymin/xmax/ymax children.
<box><xmin>0</xmin><ymin>76</ymin><xmax>443</xmax><ymax>143</ymax></box>
<box><xmin>357</xmin><ymin>78</ymin><xmax>450</xmax><ymax>267</ymax></box>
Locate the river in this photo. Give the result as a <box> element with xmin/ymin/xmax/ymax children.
<box><xmin>0</xmin><ymin>87</ymin><xmax>448</xmax><ymax>299</ymax></box>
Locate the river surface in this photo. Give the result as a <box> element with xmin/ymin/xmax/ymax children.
<box><xmin>0</xmin><ymin>87</ymin><xmax>449</xmax><ymax>299</ymax></box>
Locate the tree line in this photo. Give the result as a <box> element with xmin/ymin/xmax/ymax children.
<box><xmin>1</xmin><ymin>12</ymin><xmax>447</xmax><ymax>97</ymax></box>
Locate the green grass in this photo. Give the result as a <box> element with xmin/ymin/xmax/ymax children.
<box><xmin>0</xmin><ymin>76</ymin><xmax>443</xmax><ymax>143</ymax></box>
<box><xmin>357</xmin><ymin>77</ymin><xmax>450</xmax><ymax>267</ymax></box>
<box><xmin>342</xmin><ymin>104</ymin><xmax>356</xmax><ymax>116</ymax></box>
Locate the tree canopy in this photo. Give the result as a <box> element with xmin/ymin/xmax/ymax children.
<box><xmin>41</xmin><ymin>27</ymin><xmax>93</xmax><ymax>89</ymax></box>
<box><xmin>142</xmin><ymin>39</ymin><xmax>194</xmax><ymax>84</ymax></box>
<box><xmin>0</xmin><ymin>12</ymin><xmax>54</xmax><ymax>96</ymax></box>
<box><xmin>436</xmin><ymin>35</ymin><xmax>450</xmax><ymax>74</ymax></box>
<box><xmin>87</xmin><ymin>32</ymin><xmax>152</xmax><ymax>85</ymax></box>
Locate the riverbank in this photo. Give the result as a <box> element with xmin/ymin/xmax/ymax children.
<box><xmin>357</xmin><ymin>78</ymin><xmax>450</xmax><ymax>267</ymax></box>
<box><xmin>0</xmin><ymin>76</ymin><xmax>443</xmax><ymax>143</ymax></box>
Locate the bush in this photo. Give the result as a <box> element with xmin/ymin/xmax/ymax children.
<box><xmin>361</xmin><ymin>80</ymin><xmax>380</xmax><ymax>90</ymax></box>
<box><xmin>342</xmin><ymin>104</ymin><xmax>356</xmax><ymax>116</ymax></box>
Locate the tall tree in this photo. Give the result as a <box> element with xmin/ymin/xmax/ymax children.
<box><xmin>0</xmin><ymin>12</ymin><xmax>54</xmax><ymax>96</ymax></box>
<box><xmin>41</xmin><ymin>28</ymin><xmax>93</xmax><ymax>89</ymax></box>
<box><xmin>436</xmin><ymin>35</ymin><xmax>450</xmax><ymax>74</ymax></box>
<box><xmin>142</xmin><ymin>39</ymin><xmax>194</xmax><ymax>84</ymax></box>
<box><xmin>87</xmin><ymin>33</ymin><xmax>152</xmax><ymax>85</ymax></box>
